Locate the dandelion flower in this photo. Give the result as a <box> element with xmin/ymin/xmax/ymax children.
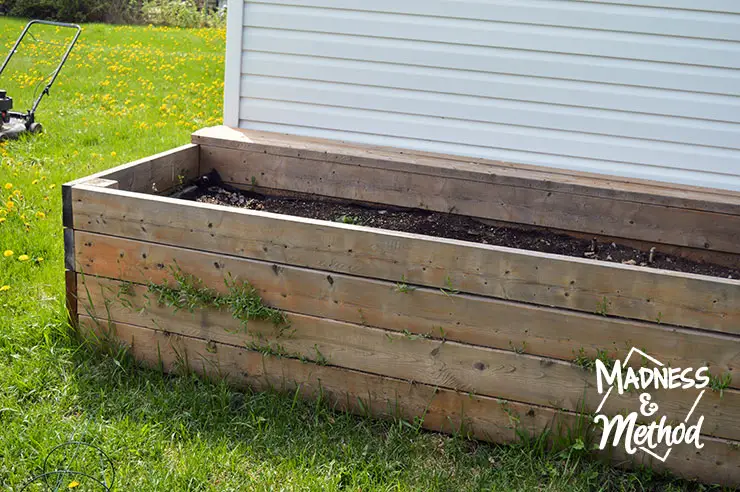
<box><xmin>36</xmin><ymin>257</ymin><xmax>44</xmax><ymax>263</ymax></box>
<box><xmin>6</xmin><ymin>201</ymin><xmax>13</xmax><ymax>209</ymax></box>
<box><xmin>0</xmin><ymin>285</ymin><xmax>9</xmax><ymax>292</ymax></box>
<box><xmin>32</xmin><ymin>179</ymin><xmax>38</xmax><ymax>185</ymax></box>
<box><xmin>49</xmin><ymin>184</ymin><xmax>56</xmax><ymax>190</ymax></box>
<box><xmin>3</xmin><ymin>182</ymin><xmax>11</xmax><ymax>190</ymax></box>
<box><xmin>0</xmin><ymin>218</ymin><xmax>4</xmax><ymax>223</ymax></box>
<box><xmin>35</xmin><ymin>211</ymin><xmax>45</xmax><ymax>219</ymax></box>
<box><xmin>111</xmin><ymin>151</ymin><xmax>117</xmax><ymax>157</ymax></box>
<box><xmin>18</xmin><ymin>254</ymin><xmax>29</xmax><ymax>261</ymax></box>
<box><xmin>3</xmin><ymin>250</ymin><xmax>13</xmax><ymax>257</ymax></box>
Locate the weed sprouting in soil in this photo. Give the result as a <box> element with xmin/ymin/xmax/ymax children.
<box><xmin>224</xmin><ymin>273</ymin><xmax>288</xmax><ymax>330</ymax></box>
<box><xmin>335</xmin><ymin>214</ymin><xmax>363</xmax><ymax>225</ymax></box>
<box><xmin>440</xmin><ymin>275</ymin><xmax>460</xmax><ymax>295</ymax></box>
<box><xmin>509</xmin><ymin>340</ymin><xmax>526</xmax><ymax>354</ymax></box>
<box><xmin>596</xmin><ymin>297</ymin><xmax>610</xmax><ymax>316</ymax></box>
<box><xmin>146</xmin><ymin>265</ymin><xmax>220</xmax><ymax>313</ymax></box>
<box><xmin>573</xmin><ymin>348</ymin><xmax>616</xmax><ymax>372</ymax></box>
<box><xmin>395</xmin><ymin>274</ymin><xmax>416</xmax><ymax>293</ymax></box>
<box><xmin>708</xmin><ymin>372</ymin><xmax>733</xmax><ymax>398</ymax></box>
<box><xmin>143</xmin><ymin>264</ymin><xmax>288</xmax><ymax>331</ymax></box>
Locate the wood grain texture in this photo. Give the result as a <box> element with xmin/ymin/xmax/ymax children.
<box><xmin>75</xmin><ymin>233</ymin><xmax>740</xmax><ymax>385</ymax></box>
<box><xmin>63</xmin><ymin>144</ymin><xmax>199</xmax><ymax>194</ymax></box>
<box><xmin>198</xmin><ymin>143</ymin><xmax>740</xmax><ymax>254</ymax></box>
<box><xmin>473</xmin><ymin>216</ymin><xmax>740</xmax><ymax>270</ymax></box>
<box><xmin>193</xmin><ymin>126</ymin><xmax>740</xmax><ymax>208</ymax></box>
<box><xmin>70</xmin><ymin>186</ymin><xmax>740</xmax><ymax>334</ymax></box>
<box><xmin>77</xmin><ymin>316</ymin><xmax>740</xmax><ymax>487</ymax></box>
<box><xmin>78</xmin><ymin>275</ymin><xmax>740</xmax><ymax>442</ymax></box>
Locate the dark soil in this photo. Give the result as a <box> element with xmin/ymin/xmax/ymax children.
<box><xmin>176</xmin><ymin>172</ymin><xmax>739</xmax><ymax>280</ymax></box>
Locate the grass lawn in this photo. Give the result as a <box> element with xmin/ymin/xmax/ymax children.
<box><xmin>0</xmin><ymin>17</ymin><xmax>722</xmax><ymax>491</ymax></box>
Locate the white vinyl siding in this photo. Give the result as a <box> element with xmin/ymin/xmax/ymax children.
<box><xmin>225</xmin><ymin>0</ymin><xmax>740</xmax><ymax>191</ymax></box>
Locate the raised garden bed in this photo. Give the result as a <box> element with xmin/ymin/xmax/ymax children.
<box><xmin>63</xmin><ymin>126</ymin><xmax>740</xmax><ymax>486</ymax></box>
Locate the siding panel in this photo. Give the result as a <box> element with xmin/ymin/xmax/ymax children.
<box><xmin>242</xmin><ymin>53</ymin><xmax>740</xmax><ymax>123</ymax></box>
<box><xmin>241</xmin><ymin>76</ymin><xmax>740</xmax><ymax>148</ymax></box>
<box><xmin>251</xmin><ymin>0</ymin><xmax>740</xmax><ymax>41</ymax></box>
<box><xmin>238</xmin><ymin>98</ymin><xmax>740</xmax><ymax>175</ymax></box>
<box><xmin>243</xmin><ymin>3</ymin><xmax>740</xmax><ymax>69</ymax></box>
<box><xmin>242</xmin><ymin>30</ymin><xmax>740</xmax><ymax>97</ymax></box>
<box><xmin>234</xmin><ymin>0</ymin><xmax>740</xmax><ymax>190</ymax></box>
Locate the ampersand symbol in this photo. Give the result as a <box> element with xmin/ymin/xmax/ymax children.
<box><xmin>639</xmin><ymin>393</ymin><xmax>659</xmax><ymax>417</ymax></box>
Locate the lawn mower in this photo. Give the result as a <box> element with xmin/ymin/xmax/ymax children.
<box><xmin>0</xmin><ymin>20</ymin><xmax>81</xmax><ymax>140</ymax></box>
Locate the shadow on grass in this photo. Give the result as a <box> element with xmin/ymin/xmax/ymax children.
<box><xmin>37</xmin><ymin>328</ymin><xmax>723</xmax><ymax>492</ymax></box>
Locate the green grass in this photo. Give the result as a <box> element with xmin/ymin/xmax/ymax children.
<box><xmin>0</xmin><ymin>17</ymin><xmax>724</xmax><ymax>491</ymax></box>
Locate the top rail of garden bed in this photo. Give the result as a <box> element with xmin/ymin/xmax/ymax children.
<box><xmin>188</xmin><ymin>127</ymin><xmax>740</xmax><ymax>257</ymax></box>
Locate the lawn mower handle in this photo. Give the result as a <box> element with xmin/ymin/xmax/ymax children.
<box><xmin>0</xmin><ymin>20</ymin><xmax>81</xmax><ymax>117</ymax></box>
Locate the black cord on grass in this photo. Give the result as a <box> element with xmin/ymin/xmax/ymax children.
<box><xmin>19</xmin><ymin>441</ymin><xmax>115</xmax><ymax>491</ymax></box>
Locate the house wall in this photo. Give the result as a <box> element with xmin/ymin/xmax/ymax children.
<box><xmin>224</xmin><ymin>0</ymin><xmax>740</xmax><ymax>191</ymax></box>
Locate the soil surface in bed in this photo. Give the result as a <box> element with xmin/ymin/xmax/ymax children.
<box><xmin>176</xmin><ymin>172</ymin><xmax>739</xmax><ymax>280</ymax></box>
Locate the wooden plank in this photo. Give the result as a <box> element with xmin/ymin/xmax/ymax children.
<box><xmin>70</xmin><ymin>186</ymin><xmax>740</xmax><ymax>334</ymax></box>
<box><xmin>65</xmin><ymin>270</ymin><xmax>77</xmax><ymax>329</ymax></box>
<box><xmin>77</xmin><ymin>316</ymin><xmax>740</xmax><ymax>487</ymax></box>
<box><xmin>474</xmin><ymin>216</ymin><xmax>740</xmax><ymax>270</ymax></box>
<box><xmin>192</xmin><ymin>126</ymin><xmax>740</xmax><ymax>210</ymax></box>
<box><xmin>75</xmin><ymin>235</ymin><xmax>740</xmax><ymax>384</ymax></box>
<box><xmin>63</xmin><ymin>144</ymin><xmax>199</xmax><ymax>194</ymax></box>
<box><xmin>199</xmin><ymin>144</ymin><xmax>740</xmax><ymax>255</ymax></box>
<box><xmin>78</xmin><ymin>277</ymin><xmax>740</xmax><ymax>442</ymax></box>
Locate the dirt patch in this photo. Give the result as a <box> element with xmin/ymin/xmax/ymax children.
<box><xmin>175</xmin><ymin>172</ymin><xmax>739</xmax><ymax>280</ymax></box>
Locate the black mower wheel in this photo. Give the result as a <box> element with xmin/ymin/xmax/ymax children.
<box><xmin>29</xmin><ymin>122</ymin><xmax>43</xmax><ymax>134</ymax></box>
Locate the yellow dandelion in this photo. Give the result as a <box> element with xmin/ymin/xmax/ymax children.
<box><xmin>0</xmin><ymin>285</ymin><xmax>9</xmax><ymax>292</ymax></box>
<box><xmin>35</xmin><ymin>211</ymin><xmax>45</xmax><ymax>219</ymax></box>
<box><xmin>3</xmin><ymin>182</ymin><xmax>11</xmax><ymax>189</ymax></box>
<box><xmin>3</xmin><ymin>250</ymin><xmax>13</xmax><ymax>257</ymax></box>
<box><xmin>17</xmin><ymin>254</ymin><xmax>29</xmax><ymax>261</ymax></box>
<box><xmin>68</xmin><ymin>481</ymin><xmax>80</xmax><ymax>489</ymax></box>
<box><xmin>6</xmin><ymin>201</ymin><xmax>13</xmax><ymax>209</ymax></box>
<box><xmin>49</xmin><ymin>184</ymin><xmax>56</xmax><ymax>190</ymax></box>
<box><xmin>0</xmin><ymin>218</ymin><xmax>4</xmax><ymax>223</ymax></box>
<box><xmin>36</xmin><ymin>257</ymin><xmax>44</xmax><ymax>262</ymax></box>
<box><xmin>111</xmin><ymin>151</ymin><xmax>117</xmax><ymax>157</ymax></box>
